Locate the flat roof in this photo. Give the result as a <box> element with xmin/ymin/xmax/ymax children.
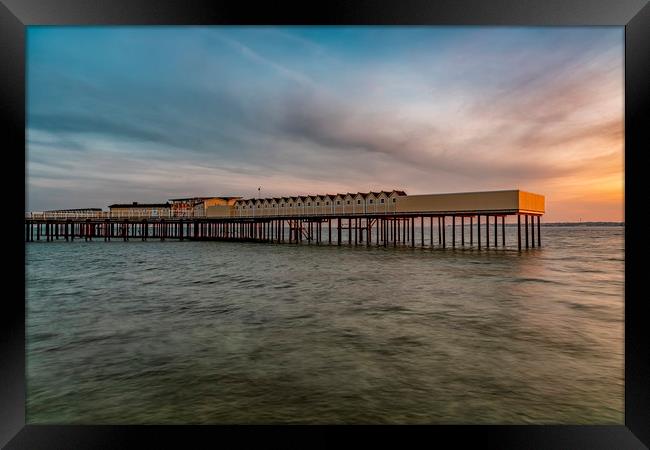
<box><xmin>109</xmin><ymin>203</ymin><xmax>170</xmax><ymax>208</ymax></box>
<box><xmin>43</xmin><ymin>208</ymin><xmax>102</xmax><ymax>212</ymax></box>
<box><xmin>168</xmin><ymin>196</ymin><xmax>242</xmax><ymax>201</ymax></box>
<box><xmin>235</xmin><ymin>190</ymin><xmax>407</xmax><ymax>203</ymax></box>
<box><xmin>405</xmin><ymin>189</ymin><xmax>527</xmax><ymax>197</ymax></box>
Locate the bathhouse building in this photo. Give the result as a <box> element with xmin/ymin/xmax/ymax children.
<box><xmin>108</xmin><ymin>202</ymin><xmax>171</xmax><ymax>217</ymax></box>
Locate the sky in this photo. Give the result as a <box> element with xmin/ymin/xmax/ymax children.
<box><xmin>26</xmin><ymin>26</ymin><xmax>624</xmax><ymax>222</ymax></box>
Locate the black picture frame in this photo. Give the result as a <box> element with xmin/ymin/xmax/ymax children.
<box><xmin>2</xmin><ymin>0</ymin><xmax>648</xmax><ymax>448</ymax></box>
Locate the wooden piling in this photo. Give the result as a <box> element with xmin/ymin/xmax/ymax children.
<box><xmin>337</xmin><ymin>218</ymin><xmax>341</xmax><ymax>245</ymax></box>
<box><xmin>470</xmin><ymin>216</ymin><xmax>473</xmax><ymax>246</ymax></box>
<box><xmin>354</xmin><ymin>218</ymin><xmax>358</xmax><ymax>246</ymax></box>
<box><xmin>346</xmin><ymin>218</ymin><xmax>350</xmax><ymax>245</ymax></box>
<box><xmin>517</xmin><ymin>214</ymin><xmax>522</xmax><ymax>251</ymax></box>
<box><xmin>461</xmin><ymin>216</ymin><xmax>465</xmax><ymax>246</ymax></box>
<box><xmin>525</xmin><ymin>215</ymin><xmax>529</xmax><ymax>249</ymax></box>
<box><xmin>442</xmin><ymin>216</ymin><xmax>446</xmax><ymax>248</ymax></box>
<box><xmin>421</xmin><ymin>216</ymin><xmax>424</xmax><ymax>247</ymax></box>
<box><xmin>328</xmin><ymin>219</ymin><xmax>332</xmax><ymax>244</ymax></box>
<box><xmin>452</xmin><ymin>215</ymin><xmax>456</xmax><ymax>248</ymax></box>
<box><xmin>531</xmin><ymin>215</ymin><xmax>535</xmax><ymax>248</ymax></box>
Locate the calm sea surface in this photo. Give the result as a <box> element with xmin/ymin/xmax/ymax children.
<box><xmin>26</xmin><ymin>226</ymin><xmax>624</xmax><ymax>424</ymax></box>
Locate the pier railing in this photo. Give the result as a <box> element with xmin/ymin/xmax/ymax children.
<box><xmin>25</xmin><ymin>211</ymin><xmax>197</xmax><ymax>220</ymax></box>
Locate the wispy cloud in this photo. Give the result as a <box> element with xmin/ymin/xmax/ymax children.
<box><xmin>26</xmin><ymin>26</ymin><xmax>623</xmax><ymax>221</ymax></box>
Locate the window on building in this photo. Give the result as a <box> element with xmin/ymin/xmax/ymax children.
<box><xmin>298</xmin><ymin>203</ymin><xmax>301</xmax><ymax>206</ymax></box>
<box><xmin>346</xmin><ymin>200</ymin><xmax>350</xmax><ymax>205</ymax></box>
<box><xmin>357</xmin><ymin>200</ymin><xmax>361</xmax><ymax>204</ymax></box>
<box><xmin>337</xmin><ymin>201</ymin><xmax>340</xmax><ymax>205</ymax></box>
<box><xmin>281</xmin><ymin>203</ymin><xmax>284</xmax><ymax>207</ymax></box>
<box><xmin>326</xmin><ymin>202</ymin><xmax>329</xmax><ymax>206</ymax></box>
<box><xmin>273</xmin><ymin>204</ymin><xmax>276</xmax><ymax>207</ymax></box>
<box><xmin>307</xmin><ymin>202</ymin><xmax>310</xmax><ymax>206</ymax></box>
<box><xmin>316</xmin><ymin>202</ymin><xmax>320</xmax><ymax>206</ymax></box>
<box><xmin>369</xmin><ymin>199</ymin><xmax>373</xmax><ymax>204</ymax></box>
<box><xmin>380</xmin><ymin>199</ymin><xmax>385</xmax><ymax>204</ymax></box>
<box><xmin>392</xmin><ymin>198</ymin><xmax>396</xmax><ymax>202</ymax></box>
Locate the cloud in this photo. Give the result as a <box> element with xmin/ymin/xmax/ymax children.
<box><xmin>25</xmin><ymin>27</ymin><xmax>624</xmax><ymax>221</ymax></box>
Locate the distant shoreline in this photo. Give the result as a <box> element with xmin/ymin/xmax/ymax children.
<box><xmin>540</xmin><ymin>222</ymin><xmax>624</xmax><ymax>227</ymax></box>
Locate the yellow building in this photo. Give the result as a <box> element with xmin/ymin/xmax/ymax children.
<box><xmin>169</xmin><ymin>196</ymin><xmax>241</xmax><ymax>217</ymax></box>
<box><xmin>224</xmin><ymin>189</ymin><xmax>544</xmax><ymax>218</ymax></box>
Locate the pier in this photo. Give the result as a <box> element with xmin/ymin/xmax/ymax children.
<box><xmin>25</xmin><ymin>189</ymin><xmax>544</xmax><ymax>251</ymax></box>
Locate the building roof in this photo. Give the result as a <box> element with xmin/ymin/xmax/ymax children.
<box><xmin>109</xmin><ymin>202</ymin><xmax>170</xmax><ymax>208</ymax></box>
<box><xmin>234</xmin><ymin>190</ymin><xmax>406</xmax><ymax>203</ymax></box>
<box><xmin>168</xmin><ymin>196</ymin><xmax>242</xmax><ymax>202</ymax></box>
<box><xmin>44</xmin><ymin>208</ymin><xmax>102</xmax><ymax>212</ymax></box>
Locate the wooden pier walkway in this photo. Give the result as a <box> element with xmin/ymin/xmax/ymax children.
<box><xmin>24</xmin><ymin>211</ymin><xmax>542</xmax><ymax>251</ymax></box>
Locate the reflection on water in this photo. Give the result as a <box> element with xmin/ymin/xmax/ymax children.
<box><xmin>26</xmin><ymin>226</ymin><xmax>623</xmax><ymax>424</ymax></box>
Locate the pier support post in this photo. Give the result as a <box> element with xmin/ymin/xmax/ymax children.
<box><xmin>452</xmin><ymin>215</ymin><xmax>456</xmax><ymax>248</ymax></box>
<box><xmin>329</xmin><ymin>219</ymin><xmax>332</xmax><ymax>244</ymax></box>
<box><xmin>421</xmin><ymin>216</ymin><xmax>424</xmax><ymax>247</ymax></box>
<box><xmin>537</xmin><ymin>216</ymin><xmax>541</xmax><ymax>247</ymax></box>
<box><xmin>385</xmin><ymin>218</ymin><xmax>388</xmax><ymax>247</ymax></box>
<box><xmin>485</xmin><ymin>215</ymin><xmax>489</xmax><ymax>249</ymax></box>
<box><xmin>477</xmin><ymin>215</ymin><xmax>481</xmax><ymax>250</ymax></box>
<box><xmin>531</xmin><ymin>215</ymin><xmax>535</xmax><ymax>248</ymax></box>
<box><xmin>461</xmin><ymin>216</ymin><xmax>465</xmax><ymax>246</ymax></box>
<box><xmin>393</xmin><ymin>219</ymin><xmax>396</xmax><ymax>245</ymax></box>
<box><xmin>430</xmin><ymin>216</ymin><xmax>433</xmax><ymax>248</ymax></box>
<box><xmin>494</xmin><ymin>215</ymin><xmax>498</xmax><ymax>247</ymax></box>
<box><xmin>411</xmin><ymin>217</ymin><xmax>415</xmax><ymax>248</ymax></box>
<box><xmin>337</xmin><ymin>218</ymin><xmax>341</xmax><ymax>246</ymax></box>
<box><xmin>470</xmin><ymin>216</ymin><xmax>473</xmax><ymax>246</ymax></box>
<box><xmin>517</xmin><ymin>215</ymin><xmax>522</xmax><ymax>251</ymax></box>
<box><xmin>354</xmin><ymin>219</ymin><xmax>358</xmax><ymax>246</ymax></box>
<box><xmin>502</xmin><ymin>216</ymin><xmax>506</xmax><ymax>247</ymax></box>
<box><xmin>525</xmin><ymin>215</ymin><xmax>529</xmax><ymax>249</ymax></box>
<box><xmin>376</xmin><ymin>218</ymin><xmax>380</xmax><ymax>245</ymax></box>
<box><xmin>442</xmin><ymin>216</ymin><xmax>446</xmax><ymax>248</ymax></box>
<box><xmin>438</xmin><ymin>217</ymin><xmax>441</xmax><ymax>245</ymax></box>
<box><xmin>348</xmin><ymin>218</ymin><xmax>352</xmax><ymax>245</ymax></box>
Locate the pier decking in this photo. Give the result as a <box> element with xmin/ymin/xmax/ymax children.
<box><xmin>25</xmin><ymin>190</ymin><xmax>545</xmax><ymax>251</ymax></box>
